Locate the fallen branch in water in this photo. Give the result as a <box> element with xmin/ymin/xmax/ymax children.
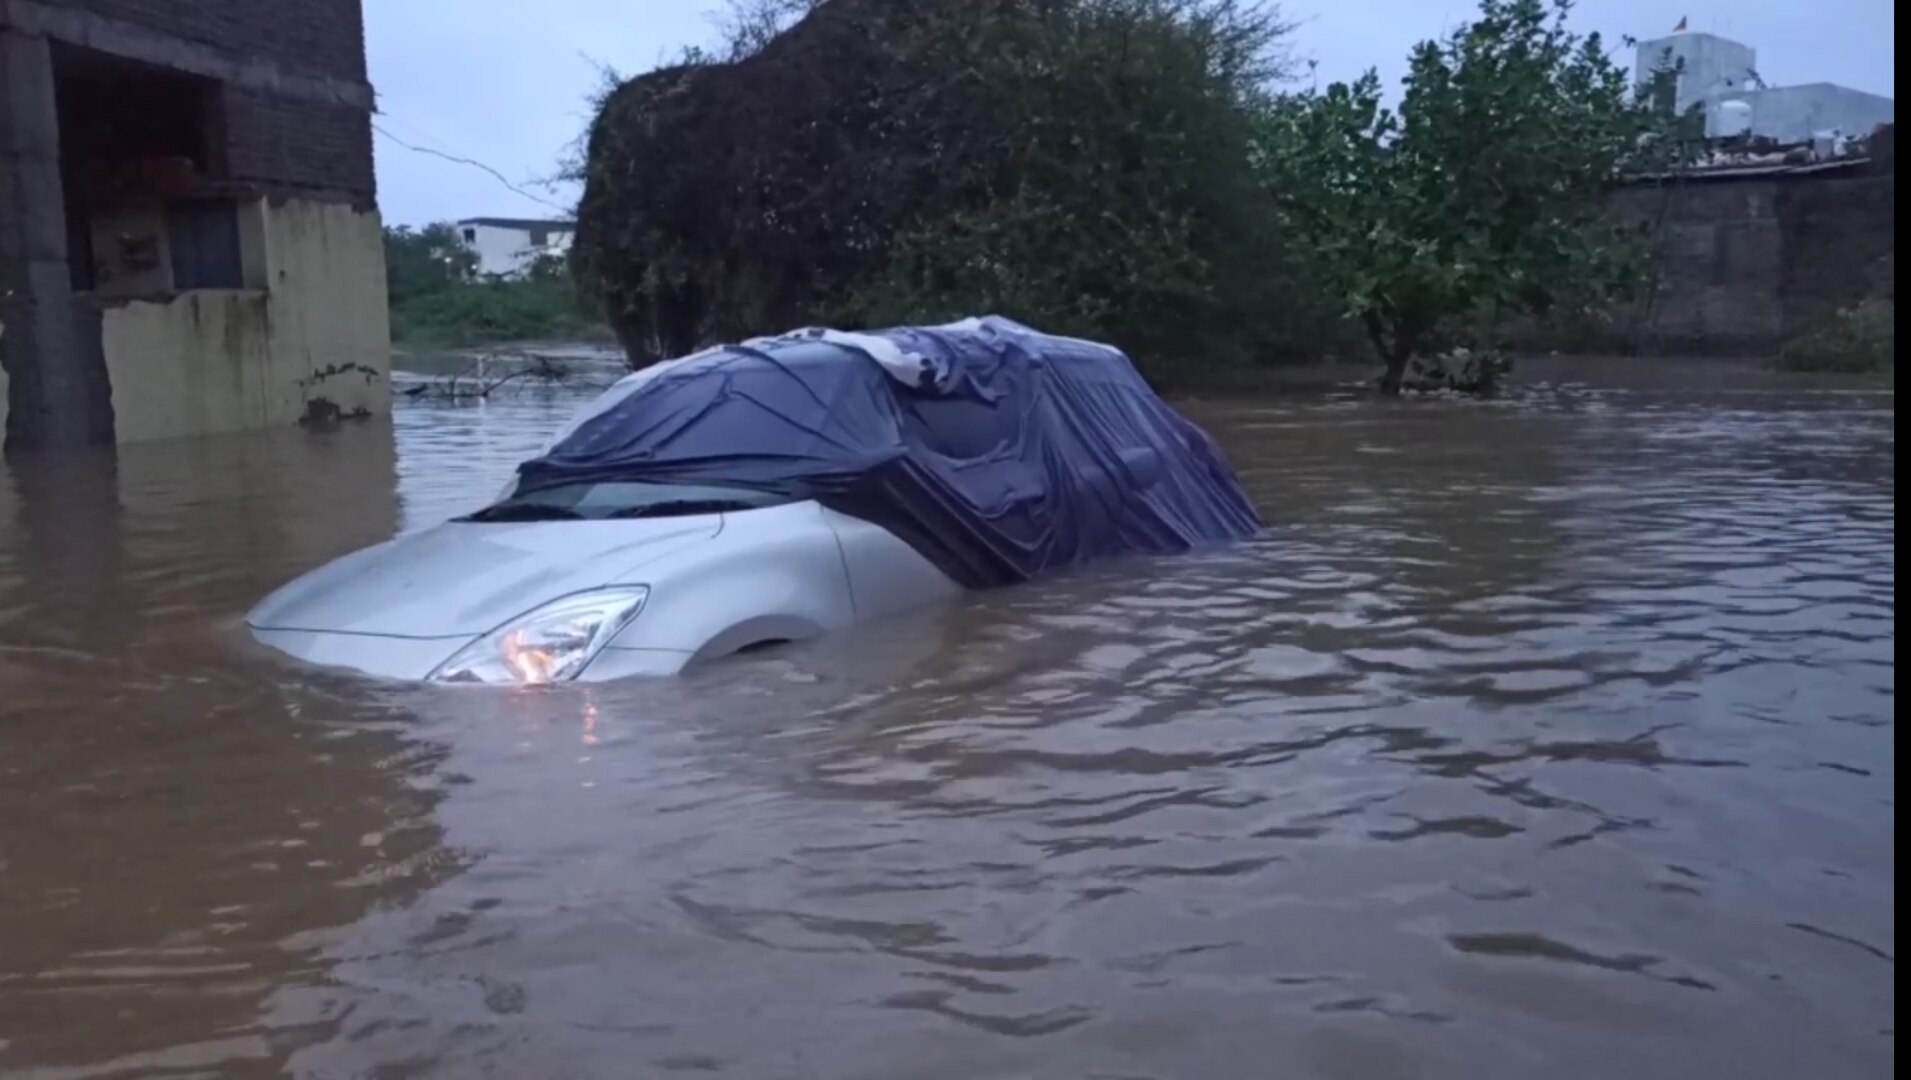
<box><xmin>400</xmin><ymin>353</ymin><xmax>618</xmax><ymax>400</ymax></box>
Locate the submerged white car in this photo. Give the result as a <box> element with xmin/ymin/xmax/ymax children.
<box><xmin>249</xmin><ymin>319</ymin><xmax>1260</xmax><ymax>684</ymax></box>
<box><xmin>247</xmin><ymin>480</ymin><xmax>963</xmax><ymax>683</ymax></box>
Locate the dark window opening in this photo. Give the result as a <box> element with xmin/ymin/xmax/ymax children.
<box><xmin>463</xmin><ymin>227</ymin><xmax>478</xmax><ymax>243</ymax></box>
<box><xmin>528</xmin><ymin>228</ymin><xmax>549</xmax><ymax>247</ymax></box>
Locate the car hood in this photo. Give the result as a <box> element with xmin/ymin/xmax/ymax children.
<box><xmin>248</xmin><ymin>516</ymin><xmax>720</xmax><ymax>639</ymax></box>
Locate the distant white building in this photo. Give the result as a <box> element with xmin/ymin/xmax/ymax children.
<box><xmin>456</xmin><ymin>217</ymin><xmax>576</xmax><ymax>278</ymax></box>
<box><xmin>1634</xmin><ymin>27</ymin><xmax>1894</xmax><ymax>144</ymax></box>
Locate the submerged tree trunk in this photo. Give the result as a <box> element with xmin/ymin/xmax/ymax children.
<box><xmin>1378</xmin><ymin>352</ymin><xmax>1411</xmax><ymax>396</ymax></box>
<box><xmin>1364</xmin><ymin>312</ymin><xmax>1415</xmax><ymax>397</ymax></box>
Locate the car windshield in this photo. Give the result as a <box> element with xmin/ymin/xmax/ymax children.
<box><xmin>460</xmin><ymin>481</ymin><xmax>790</xmax><ymax>523</ymax></box>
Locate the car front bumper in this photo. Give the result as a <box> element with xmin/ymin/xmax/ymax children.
<box><xmin>249</xmin><ymin>627</ymin><xmax>475</xmax><ymax>682</ymax></box>
<box><xmin>250</xmin><ymin>627</ymin><xmax>696</xmax><ymax>684</ymax></box>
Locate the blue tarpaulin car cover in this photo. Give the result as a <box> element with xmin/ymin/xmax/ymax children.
<box><xmin>515</xmin><ymin>317</ymin><xmax>1263</xmax><ymax>589</ymax></box>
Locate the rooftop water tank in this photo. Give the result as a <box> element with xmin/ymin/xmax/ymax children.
<box><xmin>1810</xmin><ymin>129</ymin><xmax>1850</xmax><ymax>161</ymax></box>
<box><xmin>1711</xmin><ymin>98</ymin><xmax>1754</xmax><ymax>137</ymax></box>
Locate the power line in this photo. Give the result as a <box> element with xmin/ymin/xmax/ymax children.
<box><xmin>372</xmin><ymin>123</ymin><xmax>573</xmax><ymax>215</ymax></box>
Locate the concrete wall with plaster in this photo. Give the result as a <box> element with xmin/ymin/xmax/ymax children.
<box><xmin>1633</xmin><ymin>31</ymin><xmax>1894</xmax><ymax>144</ymax></box>
<box><xmin>1704</xmin><ymin>84</ymin><xmax>1896</xmax><ymax>143</ymax></box>
<box><xmin>102</xmin><ymin>198</ymin><xmax>389</xmax><ymax>443</ymax></box>
<box><xmin>1635</xmin><ymin>32</ymin><xmax>1758</xmax><ymax>115</ymax></box>
<box><xmin>1</xmin><ymin>0</ymin><xmax>381</xmax><ymax>451</ymax></box>
<box><xmin>458</xmin><ymin>220</ymin><xmax>575</xmax><ymax>278</ymax></box>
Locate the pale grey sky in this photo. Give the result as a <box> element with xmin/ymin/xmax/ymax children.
<box><xmin>366</xmin><ymin>0</ymin><xmax>1895</xmax><ymax>227</ymax></box>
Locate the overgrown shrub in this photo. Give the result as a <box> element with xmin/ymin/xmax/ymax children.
<box><xmin>1779</xmin><ymin>306</ymin><xmax>1895</xmax><ymax>374</ymax></box>
<box><xmin>572</xmin><ymin>0</ymin><xmax>1337</xmax><ymax>377</ymax></box>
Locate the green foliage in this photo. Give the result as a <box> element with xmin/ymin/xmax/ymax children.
<box><xmin>388</xmin><ymin>277</ymin><xmax>606</xmax><ymax>347</ymax></box>
<box><xmin>573</xmin><ymin>0</ymin><xmax>1330</xmax><ymax>376</ymax></box>
<box><xmin>1778</xmin><ymin>306</ymin><xmax>1894</xmax><ymax>373</ymax></box>
<box><xmin>384</xmin><ymin>223</ymin><xmax>477</xmax><ymax>305</ymax></box>
<box><xmin>1256</xmin><ymin>0</ymin><xmax>1661</xmax><ymax>393</ymax></box>
<box><xmin>383</xmin><ymin>225</ymin><xmax>606</xmax><ymax>347</ymax></box>
<box><xmin>571</xmin><ymin>0</ymin><xmax>1676</xmax><ymax>387</ymax></box>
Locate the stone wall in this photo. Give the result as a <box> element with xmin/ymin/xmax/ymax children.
<box><xmin>1523</xmin><ymin>151</ymin><xmax>1895</xmax><ymax>357</ymax></box>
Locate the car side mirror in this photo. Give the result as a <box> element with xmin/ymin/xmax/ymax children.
<box><xmin>1120</xmin><ymin>446</ymin><xmax>1162</xmax><ymax>491</ymax></box>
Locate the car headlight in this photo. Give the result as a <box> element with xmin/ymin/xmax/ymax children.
<box><xmin>430</xmin><ymin>587</ymin><xmax>649</xmax><ymax>685</ymax></box>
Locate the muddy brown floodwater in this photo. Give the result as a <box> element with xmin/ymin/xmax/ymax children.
<box><xmin>0</xmin><ymin>361</ymin><xmax>1894</xmax><ymax>1080</ymax></box>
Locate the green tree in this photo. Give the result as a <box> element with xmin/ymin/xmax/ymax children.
<box><xmin>383</xmin><ymin>223</ymin><xmax>477</xmax><ymax>306</ymax></box>
<box><xmin>1256</xmin><ymin>0</ymin><xmax>1658</xmax><ymax>393</ymax></box>
<box><xmin>382</xmin><ymin>224</ymin><xmax>606</xmax><ymax>346</ymax></box>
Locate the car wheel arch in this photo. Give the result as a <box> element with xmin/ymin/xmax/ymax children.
<box><xmin>690</xmin><ymin>613</ymin><xmax>828</xmax><ymax>665</ymax></box>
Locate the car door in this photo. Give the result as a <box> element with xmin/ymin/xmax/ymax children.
<box><xmin>819</xmin><ymin>506</ymin><xmax>963</xmax><ymax>621</ymax></box>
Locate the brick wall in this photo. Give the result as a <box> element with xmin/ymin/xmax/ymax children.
<box><xmin>47</xmin><ymin>0</ymin><xmax>374</xmax><ymax>199</ymax></box>
<box><xmin>59</xmin><ymin>0</ymin><xmax>366</xmax><ymax>80</ymax></box>
<box><xmin>222</xmin><ymin>88</ymin><xmax>375</xmax><ymax>200</ymax></box>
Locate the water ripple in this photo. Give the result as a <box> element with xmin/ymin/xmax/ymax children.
<box><xmin>0</xmin><ymin>380</ymin><xmax>1893</xmax><ymax>1080</ymax></box>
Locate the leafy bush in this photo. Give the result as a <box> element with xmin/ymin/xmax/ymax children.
<box><xmin>1779</xmin><ymin>307</ymin><xmax>1894</xmax><ymax>373</ymax></box>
